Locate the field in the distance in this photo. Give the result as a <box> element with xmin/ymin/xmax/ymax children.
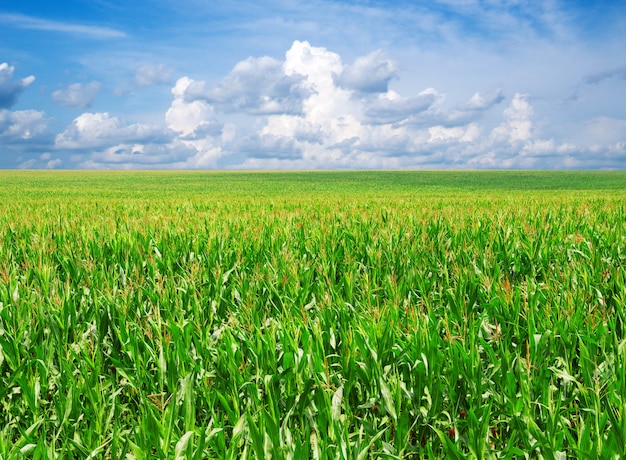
<box><xmin>1</xmin><ymin>171</ymin><xmax>625</xmax><ymax>458</ymax></box>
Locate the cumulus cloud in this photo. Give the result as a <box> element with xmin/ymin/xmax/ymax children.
<box><xmin>491</xmin><ymin>93</ymin><xmax>534</xmax><ymax>144</ymax></box>
<box><xmin>166</xmin><ymin>77</ymin><xmax>223</xmax><ymax>137</ymax></box>
<box><xmin>12</xmin><ymin>40</ymin><xmax>624</xmax><ymax>170</ymax></box>
<box><xmin>0</xmin><ymin>63</ymin><xmax>35</xmax><ymax>109</ymax></box>
<box><xmin>248</xmin><ymin>41</ymin><xmax>369</xmax><ymax>165</ymax></box>
<box><xmin>52</xmin><ymin>81</ymin><xmax>102</xmax><ymax>108</ymax></box>
<box><xmin>364</xmin><ymin>89</ymin><xmax>440</xmax><ymax>124</ymax></box>
<box><xmin>0</xmin><ymin>109</ymin><xmax>50</xmax><ymax>144</ymax></box>
<box><xmin>71</xmin><ymin>136</ymin><xmax>229</xmax><ymax>169</ymax></box>
<box><xmin>282</xmin><ymin>41</ymin><xmax>355</xmax><ymax>129</ymax></box>
<box><xmin>55</xmin><ymin>112</ymin><xmax>166</xmax><ymax>149</ymax></box>
<box><xmin>334</xmin><ymin>50</ymin><xmax>398</xmax><ymax>93</ymax></box>
<box><xmin>135</xmin><ymin>64</ymin><xmax>175</xmax><ymax>87</ymax></box>
<box><xmin>54</xmin><ymin>77</ymin><xmax>230</xmax><ymax>169</ymax></box>
<box><xmin>42</xmin><ymin>41</ymin><xmax>542</xmax><ymax>170</ymax></box>
<box><xmin>73</xmin><ymin>140</ymin><xmax>196</xmax><ymax>169</ymax></box>
<box><xmin>224</xmin><ymin>41</ymin><xmax>582</xmax><ymax>169</ymax></box>
<box><xmin>240</xmin><ymin>42</ymin><xmax>507</xmax><ymax>168</ymax></box>
<box><xmin>180</xmin><ymin>56</ymin><xmax>310</xmax><ymax>115</ymax></box>
<box><xmin>163</xmin><ymin>77</ymin><xmax>227</xmax><ymax>167</ymax></box>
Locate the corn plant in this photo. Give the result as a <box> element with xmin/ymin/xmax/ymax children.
<box><xmin>0</xmin><ymin>171</ymin><xmax>625</xmax><ymax>458</ymax></box>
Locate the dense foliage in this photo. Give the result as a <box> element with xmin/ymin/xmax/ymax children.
<box><xmin>1</xmin><ymin>171</ymin><xmax>625</xmax><ymax>458</ymax></box>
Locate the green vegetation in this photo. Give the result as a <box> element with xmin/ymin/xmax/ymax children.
<box><xmin>1</xmin><ymin>171</ymin><xmax>625</xmax><ymax>458</ymax></box>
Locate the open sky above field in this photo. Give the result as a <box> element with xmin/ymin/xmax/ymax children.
<box><xmin>1</xmin><ymin>0</ymin><xmax>625</xmax><ymax>170</ymax></box>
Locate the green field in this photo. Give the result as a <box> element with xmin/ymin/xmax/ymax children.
<box><xmin>1</xmin><ymin>171</ymin><xmax>625</xmax><ymax>458</ymax></box>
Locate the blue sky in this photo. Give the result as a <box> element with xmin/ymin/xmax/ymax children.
<box><xmin>1</xmin><ymin>0</ymin><xmax>625</xmax><ymax>169</ymax></box>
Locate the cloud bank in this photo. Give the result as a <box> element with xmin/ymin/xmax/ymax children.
<box><xmin>2</xmin><ymin>37</ymin><xmax>626</xmax><ymax>170</ymax></box>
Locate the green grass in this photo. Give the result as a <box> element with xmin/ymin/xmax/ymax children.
<box><xmin>2</xmin><ymin>170</ymin><xmax>626</xmax><ymax>200</ymax></box>
<box><xmin>0</xmin><ymin>171</ymin><xmax>625</xmax><ymax>458</ymax></box>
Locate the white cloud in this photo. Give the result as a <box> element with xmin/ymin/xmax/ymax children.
<box><xmin>364</xmin><ymin>89</ymin><xmax>440</xmax><ymax>124</ymax></box>
<box><xmin>521</xmin><ymin>139</ymin><xmax>576</xmax><ymax>157</ymax></box>
<box><xmin>55</xmin><ymin>112</ymin><xmax>165</xmax><ymax>149</ymax></box>
<box><xmin>166</xmin><ymin>77</ymin><xmax>223</xmax><ymax>138</ymax></box>
<box><xmin>282</xmin><ymin>41</ymin><xmax>360</xmax><ymax>140</ymax></box>
<box><xmin>14</xmin><ymin>38</ymin><xmax>624</xmax><ymax>170</ymax></box>
<box><xmin>429</xmin><ymin>124</ymin><xmax>481</xmax><ymax>144</ymax></box>
<box><xmin>463</xmin><ymin>89</ymin><xmax>504</xmax><ymax>111</ymax></box>
<box><xmin>0</xmin><ymin>109</ymin><xmax>50</xmax><ymax>144</ymax></box>
<box><xmin>240</xmin><ymin>41</ymin><xmax>510</xmax><ymax>168</ymax></box>
<box><xmin>164</xmin><ymin>78</ymin><xmax>226</xmax><ymax>167</ymax></box>
<box><xmin>54</xmin><ymin>78</ymin><xmax>228</xmax><ymax>169</ymax></box>
<box><xmin>71</xmin><ymin>137</ymin><xmax>224</xmax><ymax>170</ymax></box>
<box><xmin>243</xmin><ymin>41</ymin><xmax>365</xmax><ymax>165</ymax></box>
<box><xmin>52</xmin><ymin>81</ymin><xmax>102</xmax><ymax>108</ymax></box>
<box><xmin>181</xmin><ymin>56</ymin><xmax>310</xmax><ymax>115</ymax></box>
<box><xmin>334</xmin><ymin>50</ymin><xmax>398</xmax><ymax>93</ymax></box>
<box><xmin>221</xmin><ymin>41</ymin><xmax>585</xmax><ymax>169</ymax></box>
<box><xmin>0</xmin><ymin>63</ymin><xmax>35</xmax><ymax>109</ymax></box>
<box><xmin>491</xmin><ymin>93</ymin><xmax>534</xmax><ymax>144</ymax></box>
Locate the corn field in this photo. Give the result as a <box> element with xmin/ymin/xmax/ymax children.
<box><xmin>1</xmin><ymin>171</ymin><xmax>625</xmax><ymax>458</ymax></box>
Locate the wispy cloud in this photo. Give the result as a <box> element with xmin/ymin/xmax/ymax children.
<box><xmin>584</xmin><ymin>66</ymin><xmax>626</xmax><ymax>85</ymax></box>
<box><xmin>0</xmin><ymin>13</ymin><xmax>126</xmax><ymax>39</ymax></box>
<box><xmin>52</xmin><ymin>82</ymin><xmax>102</xmax><ymax>108</ymax></box>
<box><xmin>135</xmin><ymin>64</ymin><xmax>175</xmax><ymax>87</ymax></box>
